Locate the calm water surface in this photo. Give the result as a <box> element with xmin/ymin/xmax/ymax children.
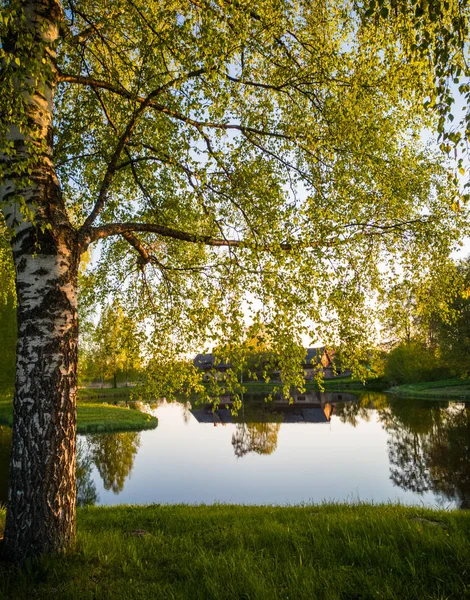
<box><xmin>1</xmin><ymin>393</ymin><xmax>469</xmax><ymax>508</ymax></box>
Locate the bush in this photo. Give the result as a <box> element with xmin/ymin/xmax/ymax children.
<box><xmin>385</xmin><ymin>341</ymin><xmax>450</xmax><ymax>385</ymax></box>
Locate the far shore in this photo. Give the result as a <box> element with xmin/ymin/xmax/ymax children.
<box><xmin>80</xmin><ymin>375</ymin><xmax>470</xmax><ymax>402</ymax></box>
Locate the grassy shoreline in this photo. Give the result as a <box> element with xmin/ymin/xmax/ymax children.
<box><xmin>0</xmin><ymin>503</ymin><xmax>469</xmax><ymax>599</ymax></box>
<box><xmin>0</xmin><ymin>393</ymin><xmax>158</xmax><ymax>433</ymax></box>
<box><xmin>387</xmin><ymin>377</ymin><xmax>470</xmax><ymax>400</ymax></box>
<box><xmin>78</xmin><ymin>387</ymin><xmax>133</xmax><ymax>401</ymax></box>
<box><xmin>210</xmin><ymin>376</ymin><xmax>387</xmax><ymax>396</ymax></box>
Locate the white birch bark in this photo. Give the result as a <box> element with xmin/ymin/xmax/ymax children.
<box><xmin>1</xmin><ymin>0</ymin><xmax>79</xmax><ymax>561</ymax></box>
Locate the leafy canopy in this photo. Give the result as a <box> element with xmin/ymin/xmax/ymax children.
<box><xmin>79</xmin><ymin>300</ymin><xmax>145</xmax><ymax>385</ymax></box>
<box><xmin>1</xmin><ymin>0</ymin><xmax>469</xmax><ymax>396</ymax></box>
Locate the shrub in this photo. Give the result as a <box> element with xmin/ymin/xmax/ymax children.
<box><xmin>385</xmin><ymin>341</ymin><xmax>450</xmax><ymax>385</ymax></box>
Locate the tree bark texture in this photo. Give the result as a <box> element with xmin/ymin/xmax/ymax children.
<box><xmin>0</xmin><ymin>0</ymin><xmax>79</xmax><ymax>561</ymax></box>
<box><xmin>3</xmin><ymin>219</ymin><xmax>79</xmax><ymax>561</ymax></box>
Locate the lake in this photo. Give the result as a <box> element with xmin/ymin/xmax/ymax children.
<box><xmin>0</xmin><ymin>392</ymin><xmax>468</xmax><ymax>508</ymax></box>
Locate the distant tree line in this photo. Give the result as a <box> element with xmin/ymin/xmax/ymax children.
<box><xmin>381</xmin><ymin>256</ymin><xmax>470</xmax><ymax>384</ymax></box>
<box><xmin>79</xmin><ymin>301</ymin><xmax>145</xmax><ymax>388</ymax></box>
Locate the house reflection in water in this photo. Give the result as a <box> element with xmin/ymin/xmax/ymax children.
<box><xmin>191</xmin><ymin>391</ymin><xmax>353</xmax><ymax>425</ymax></box>
<box><xmin>190</xmin><ymin>391</ymin><xmax>357</xmax><ymax>457</ymax></box>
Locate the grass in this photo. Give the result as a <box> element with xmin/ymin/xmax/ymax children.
<box><xmin>0</xmin><ymin>393</ymin><xmax>157</xmax><ymax>433</ymax></box>
<box><xmin>388</xmin><ymin>377</ymin><xmax>470</xmax><ymax>399</ymax></box>
<box><xmin>221</xmin><ymin>376</ymin><xmax>387</xmax><ymax>396</ymax></box>
<box><xmin>0</xmin><ymin>503</ymin><xmax>469</xmax><ymax>599</ymax></box>
<box><xmin>316</xmin><ymin>376</ymin><xmax>388</xmax><ymax>391</ymax></box>
<box><xmin>78</xmin><ymin>387</ymin><xmax>132</xmax><ymax>402</ymax></box>
<box><xmin>75</xmin><ymin>404</ymin><xmax>157</xmax><ymax>433</ymax></box>
<box><xmin>239</xmin><ymin>375</ymin><xmax>470</xmax><ymax>399</ymax></box>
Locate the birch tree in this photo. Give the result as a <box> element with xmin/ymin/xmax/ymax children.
<box><xmin>0</xmin><ymin>0</ymin><xmax>468</xmax><ymax>560</ymax></box>
<box><xmin>79</xmin><ymin>301</ymin><xmax>143</xmax><ymax>387</ymax></box>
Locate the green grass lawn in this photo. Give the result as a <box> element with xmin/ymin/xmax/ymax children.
<box><xmin>0</xmin><ymin>504</ymin><xmax>469</xmax><ymax>599</ymax></box>
<box><xmin>78</xmin><ymin>387</ymin><xmax>132</xmax><ymax>402</ymax></box>
<box><xmin>388</xmin><ymin>377</ymin><xmax>470</xmax><ymax>399</ymax></box>
<box><xmin>75</xmin><ymin>404</ymin><xmax>157</xmax><ymax>433</ymax></box>
<box><xmin>0</xmin><ymin>393</ymin><xmax>157</xmax><ymax>433</ymax></box>
<box><xmin>219</xmin><ymin>376</ymin><xmax>386</xmax><ymax>396</ymax></box>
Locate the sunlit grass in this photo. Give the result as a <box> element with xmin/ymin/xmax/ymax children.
<box><xmin>211</xmin><ymin>376</ymin><xmax>387</xmax><ymax>396</ymax></box>
<box><xmin>75</xmin><ymin>404</ymin><xmax>157</xmax><ymax>433</ymax></box>
<box><xmin>389</xmin><ymin>378</ymin><xmax>470</xmax><ymax>398</ymax></box>
<box><xmin>0</xmin><ymin>393</ymin><xmax>157</xmax><ymax>433</ymax></box>
<box><xmin>78</xmin><ymin>387</ymin><xmax>132</xmax><ymax>402</ymax></box>
<box><xmin>0</xmin><ymin>503</ymin><xmax>468</xmax><ymax>599</ymax></box>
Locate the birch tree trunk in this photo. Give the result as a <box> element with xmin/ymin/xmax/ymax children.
<box><xmin>0</xmin><ymin>0</ymin><xmax>79</xmax><ymax>561</ymax></box>
<box><xmin>3</xmin><ymin>216</ymin><xmax>79</xmax><ymax>561</ymax></box>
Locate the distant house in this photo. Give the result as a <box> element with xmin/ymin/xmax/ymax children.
<box><xmin>194</xmin><ymin>348</ymin><xmax>350</xmax><ymax>382</ymax></box>
<box><xmin>303</xmin><ymin>347</ymin><xmax>350</xmax><ymax>380</ymax></box>
<box><xmin>193</xmin><ymin>353</ymin><xmax>232</xmax><ymax>371</ymax></box>
<box><xmin>193</xmin><ymin>353</ymin><xmax>232</xmax><ymax>380</ymax></box>
<box><xmin>303</xmin><ymin>347</ymin><xmax>333</xmax><ymax>380</ymax></box>
<box><xmin>272</xmin><ymin>347</ymin><xmax>338</xmax><ymax>381</ymax></box>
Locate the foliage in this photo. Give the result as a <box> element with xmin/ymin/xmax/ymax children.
<box><xmin>2</xmin><ymin>0</ymin><xmax>467</xmax><ymax>396</ymax></box>
<box><xmin>379</xmin><ymin>258</ymin><xmax>460</xmax><ymax>348</ymax></box>
<box><xmin>379</xmin><ymin>257</ymin><xmax>470</xmax><ymax>384</ymax></box>
<box><xmin>363</xmin><ymin>0</ymin><xmax>470</xmax><ymax>181</ymax></box>
<box><xmin>0</xmin><ymin>220</ymin><xmax>16</xmax><ymax>390</ymax></box>
<box><xmin>0</xmin><ymin>291</ymin><xmax>16</xmax><ymax>390</ymax></box>
<box><xmin>77</xmin><ymin>387</ymin><xmax>132</xmax><ymax>401</ymax></box>
<box><xmin>381</xmin><ymin>282</ymin><xmax>425</xmax><ymax>346</ymax></box>
<box><xmin>433</xmin><ymin>256</ymin><xmax>470</xmax><ymax>377</ymax></box>
<box><xmin>383</xmin><ymin>255</ymin><xmax>470</xmax><ymax>380</ymax></box>
<box><xmin>384</xmin><ymin>340</ymin><xmax>449</xmax><ymax>385</ymax></box>
<box><xmin>0</xmin><ymin>220</ymin><xmax>14</xmax><ymax>306</ymax></box>
<box><xmin>79</xmin><ymin>301</ymin><xmax>145</xmax><ymax>387</ymax></box>
<box><xmin>0</xmin><ymin>503</ymin><xmax>469</xmax><ymax>599</ymax></box>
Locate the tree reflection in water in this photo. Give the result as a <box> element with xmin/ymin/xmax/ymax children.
<box><xmin>232</xmin><ymin>422</ymin><xmax>281</xmax><ymax>458</ymax></box>
<box><xmin>335</xmin><ymin>392</ymin><xmax>388</xmax><ymax>427</ymax></box>
<box><xmin>86</xmin><ymin>431</ymin><xmax>141</xmax><ymax>493</ymax></box>
<box><xmin>379</xmin><ymin>399</ymin><xmax>470</xmax><ymax>509</ymax></box>
<box><xmin>334</xmin><ymin>393</ymin><xmax>470</xmax><ymax>508</ymax></box>
<box><xmin>76</xmin><ymin>437</ymin><xmax>98</xmax><ymax>507</ymax></box>
<box><xmin>426</xmin><ymin>407</ymin><xmax>470</xmax><ymax>508</ymax></box>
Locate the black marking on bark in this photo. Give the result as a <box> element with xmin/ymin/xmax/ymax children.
<box><xmin>15</xmin><ymin>281</ymin><xmax>33</xmax><ymax>292</ymax></box>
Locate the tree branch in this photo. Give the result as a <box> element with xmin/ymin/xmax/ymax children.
<box><xmin>120</xmin><ymin>231</ymin><xmax>151</xmax><ymax>266</ymax></box>
<box><xmin>87</xmin><ymin>222</ymin><xmax>293</xmax><ymax>250</ymax></box>
<box><xmin>80</xmin><ymin>73</ymin><xmax>192</xmax><ymax>230</ymax></box>
<box><xmin>57</xmin><ymin>72</ymin><xmax>291</xmax><ymax>140</ymax></box>
<box><xmin>85</xmin><ymin>216</ymin><xmax>424</xmax><ymax>256</ymax></box>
